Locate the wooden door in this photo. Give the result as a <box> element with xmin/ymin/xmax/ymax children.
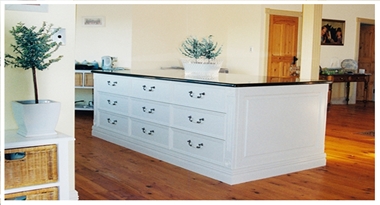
<box><xmin>267</xmin><ymin>15</ymin><xmax>299</xmax><ymax>77</ymax></box>
<box><xmin>357</xmin><ymin>24</ymin><xmax>375</xmax><ymax>101</ymax></box>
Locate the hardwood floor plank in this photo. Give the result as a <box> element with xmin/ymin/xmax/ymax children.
<box><xmin>74</xmin><ymin>102</ymin><xmax>375</xmax><ymax>200</ymax></box>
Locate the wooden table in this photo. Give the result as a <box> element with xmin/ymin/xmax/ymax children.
<box><xmin>319</xmin><ymin>73</ymin><xmax>371</xmax><ymax>106</ymax></box>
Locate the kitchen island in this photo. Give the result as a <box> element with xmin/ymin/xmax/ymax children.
<box><xmin>91</xmin><ymin>69</ymin><xmax>330</xmax><ymax>185</ymax></box>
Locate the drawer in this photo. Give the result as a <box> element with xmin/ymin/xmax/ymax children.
<box><xmin>130</xmin><ymin>78</ymin><xmax>170</xmax><ymax>103</ymax></box>
<box><xmin>96</xmin><ymin>110</ymin><xmax>129</xmax><ymax>135</ymax></box>
<box><xmin>5</xmin><ymin>145</ymin><xmax>58</xmax><ymax>189</ymax></box>
<box><xmin>130</xmin><ymin>98</ymin><xmax>170</xmax><ymax>125</ymax></box>
<box><xmin>97</xmin><ymin>92</ymin><xmax>129</xmax><ymax>115</ymax></box>
<box><xmin>332</xmin><ymin>75</ymin><xmax>349</xmax><ymax>82</ymax></box>
<box><xmin>130</xmin><ymin>119</ymin><xmax>169</xmax><ymax>147</ymax></box>
<box><xmin>172</xmin><ymin>129</ymin><xmax>225</xmax><ymax>165</ymax></box>
<box><xmin>84</xmin><ymin>73</ymin><xmax>94</xmax><ymax>87</ymax></box>
<box><xmin>75</xmin><ymin>73</ymin><xmax>83</xmax><ymax>87</ymax></box>
<box><xmin>5</xmin><ymin>187</ymin><xmax>59</xmax><ymax>200</ymax></box>
<box><xmin>94</xmin><ymin>73</ymin><xmax>131</xmax><ymax>95</ymax></box>
<box><xmin>172</xmin><ymin>82</ymin><xmax>227</xmax><ymax>112</ymax></box>
<box><xmin>172</xmin><ymin>105</ymin><xmax>226</xmax><ymax>140</ymax></box>
<box><xmin>349</xmin><ymin>75</ymin><xmax>367</xmax><ymax>82</ymax></box>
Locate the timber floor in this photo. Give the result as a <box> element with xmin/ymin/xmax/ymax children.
<box><xmin>74</xmin><ymin>101</ymin><xmax>375</xmax><ymax>200</ymax></box>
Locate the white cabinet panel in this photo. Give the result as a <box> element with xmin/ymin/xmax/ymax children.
<box><xmin>172</xmin><ymin>83</ymin><xmax>227</xmax><ymax>112</ymax></box>
<box><xmin>171</xmin><ymin>128</ymin><xmax>225</xmax><ymax>165</ymax></box>
<box><xmin>97</xmin><ymin>92</ymin><xmax>129</xmax><ymax>115</ymax></box>
<box><xmin>97</xmin><ymin>110</ymin><xmax>129</xmax><ymax>136</ymax></box>
<box><xmin>130</xmin><ymin>98</ymin><xmax>170</xmax><ymax>125</ymax></box>
<box><xmin>94</xmin><ymin>74</ymin><xmax>131</xmax><ymax>95</ymax></box>
<box><xmin>130</xmin><ymin>119</ymin><xmax>170</xmax><ymax>148</ymax></box>
<box><xmin>172</xmin><ymin>105</ymin><xmax>226</xmax><ymax>140</ymax></box>
<box><xmin>130</xmin><ymin>78</ymin><xmax>171</xmax><ymax>103</ymax></box>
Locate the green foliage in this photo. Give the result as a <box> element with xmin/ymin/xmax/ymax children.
<box><xmin>4</xmin><ymin>21</ymin><xmax>63</xmax><ymax>103</ymax></box>
<box><xmin>179</xmin><ymin>35</ymin><xmax>222</xmax><ymax>61</ymax></box>
<box><xmin>5</xmin><ymin>21</ymin><xmax>63</xmax><ymax>71</ymax></box>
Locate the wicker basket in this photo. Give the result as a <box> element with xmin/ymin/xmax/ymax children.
<box><xmin>75</xmin><ymin>73</ymin><xmax>83</xmax><ymax>86</ymax></box>
<box><xmin>5</xmin><ymin>144</ymin><xmax>58</xmax><ymax>189</ymax></box>
<box><xmin>5</xmin><ymin>187</ymin><xmax>59</xmax><ymax>200</ymax></box>
<box><xmin>84</xmin><ymin>73</ymin><xmax>94</xmax><ymax>86</ymax></box>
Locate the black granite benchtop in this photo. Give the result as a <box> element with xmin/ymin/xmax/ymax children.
<box><xmin>92</xmin><ymin>69</ymin><xmax>330</xmax><ymax>87</ymax></box>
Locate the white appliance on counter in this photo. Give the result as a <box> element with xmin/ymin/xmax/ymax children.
<box><xmin>101</xmin><ymin>56</ymin><xmax>117</xmax><ymax>70</ymax></box>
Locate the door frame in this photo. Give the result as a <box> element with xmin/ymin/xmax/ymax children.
<box><xmin>354</xmin><ymin>18</ymin><xmax>375</xmax><ymax>101</ymax></box>
<box><xmin>355</xmin><ymin>18</ymin><xmax>375</xmax><ymax>59</ymax></box>
<box><xmin>264</xmin><ymin>9</ymin><xmax>303</xmax><ymax>76</ymax></box>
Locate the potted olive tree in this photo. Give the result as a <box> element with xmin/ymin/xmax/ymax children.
<box><xmin>5</xmin><ymin>22</ymin><xmax>63</xmax><ymax>137</ymax></box>
<box><xmin>179</xmin><ymin>35</ymin><xmax>223</xmax><ymax>80</ymax></box>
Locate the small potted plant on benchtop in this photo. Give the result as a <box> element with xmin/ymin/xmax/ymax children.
<box><xmin>179</xmin><ymin>35</ymin><xmax>223</xmax><ymax>80</ymax></box>
<box><xmin>5</xmin><ymin>22</ymin><xmax>63</xmax><ymax>137</ymax></box>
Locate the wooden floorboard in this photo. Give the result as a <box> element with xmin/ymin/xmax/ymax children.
<box><xmin>74</xmin><ymin>101</ymin><xmax>375</xmax><ymax>200</ymax></box>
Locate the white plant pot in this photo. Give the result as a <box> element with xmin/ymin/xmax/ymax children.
<box><xmin>181</xmin><ymin>59</ymin><xmax>222</xmax><ymax>80</ymax></box>
<box><xmin>12</xmin><ymin>100</ymin><xmax>61</xmax><ymax>137</ymax></box>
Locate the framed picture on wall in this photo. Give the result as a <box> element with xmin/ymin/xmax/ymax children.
<box><xmin>82</xmin><ymin>16</ymin><xmax>105</xmax><ymax>27</ymax></box>
<box><xmin>5</xmin><ymin>4</ymin><xmax>48</xmax><ymax>13</ymax></box>
<box><xmin>321</xmin><ymin>19</ymin><xmax>345</xmax><ymax>46</ymax></box>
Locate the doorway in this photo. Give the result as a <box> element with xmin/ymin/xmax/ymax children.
<box><xmin>267</xmin><ymin>14</ymin><xmax>300</xmax><ymax>78</ymax></box>
<box><xmin>356</xmin><ymin>21</ymin><xmax>375</xmax><ymax>101</ymax></box>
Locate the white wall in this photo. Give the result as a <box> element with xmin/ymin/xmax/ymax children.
<box><xmin>76</xmin><ymin>4</ymin><xmax>302</xmax><ymax>75</ymax></box>
<box><xmin>3</xmin><ymin>4</ymin><xmax>77</xmax><ymax>196</ymax></box>
<box><xmin>75</xmin><ymin>4</ymin><xmax>132</xmax><ymax>68</ymax></box>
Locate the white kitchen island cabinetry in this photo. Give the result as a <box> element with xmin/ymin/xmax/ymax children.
<box><xmin>92</xmin><ymin>70</ymin><xmax>330</xmax><ymax>185</ymax></box>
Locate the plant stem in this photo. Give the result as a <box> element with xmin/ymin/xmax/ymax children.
<box><xmin>32</xmin><ymin>67</ymin><xmax>39</xmax><ymax>104</ymax></box>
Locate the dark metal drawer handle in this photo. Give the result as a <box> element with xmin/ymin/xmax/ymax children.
<box><xmin>188</xmin><ymin>116</ymin><xmax>205</xmax><ymax>124</ymax></box>
<box><xmin>107</xmin><ymin>118</ymin><xmax>118</xmax><ymax>125</ymax></box>
<box><xmin>189</xmin><ymin>91</ymin><xmax>205</xmax><ymax>99</ymax></box>
<box><xmin>142</xmin><ymin>85</ymin><xmax>155</xmax><ymax>92</ymax></box>
<box><xmin>142</xmin><ymin>128</ymin><xmax>155</xmax><ymax>135</ymax></box>
<box><xmin>142</xmin><ymin>107</ymin><xmax>155</xmax><ymax>114</ymax></box>
<box><xmin>107</xmin><ymin>100</ymin><xmax>118</xmax><ymax>105</ymax></box>
<box><xmin>187</xmin><ymin>140</ymin><xmax>204</xmax><ymax>149</ymax></box>
<box><xmin>107</xmin><ymin>81</ymin><xmax>118</xmax><ymax>86</ymax></box>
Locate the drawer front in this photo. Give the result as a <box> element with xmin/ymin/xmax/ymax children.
<box><xmin>130</xmin><ymin>78</ymin><xmax>170</xmax><ymax>103</ymax></box>
<box><xmin>75</xmin><ymin>73</ymin><xmax>83</xmax><ymax>87</ymax></box>
<box><xmin>94</xmin><ymin>74</ymin><xmax>131</xmax><ymax>95</ymax></box>
<box><xmin>172</xmin><ymin>105</ymin><xmax>226</xmax><ymax>140</ymax></box>
<box><xmin>5</xmin><ymin>145</ymin><xmax>58</xmax><ymax>189</ymax></box>
<box><xmin>172</xmin><ymin>82</ymin><xmax>227</xmax><ymax>112</ymax></box>
<box><xmin>349</xmin><ymin>75</ymin><xmax>367</xmax><ymax>82</ymax></box>
<box><xmin>332</xmin><ymin>75</ymin><xmax>349</xmax><ymax>82</ymax></box>
<box><xmin>130</xmin><ymin>98</ymin><xmax>170</xmax><ymax>125</ymax></box>
<box><xmin>97</xmin><ymin>110</ymin><xmax>129</xmax><ymax>135</ymax></box>
<box><xmin>5</xmin><ymin>187</ymin><xmax>59</xmax><ymax>200</ymax></box>
<box><xmin>130</xmin><ymin>119</ymin><xmax>169</xmax><ymax>147</ymax></box>
<box><xmin>97</xmin><ymin>92</ymin><xmax>129</xmax><ymax>115</ymax></box>
<box><xmin>172</xmin><ymin>129</ymin><xmax>225</xmax><ymax>165</ymax></box>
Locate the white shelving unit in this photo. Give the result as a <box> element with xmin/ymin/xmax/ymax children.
<box><xmin>4</xmin><ymin>130</ymin><xmax>76</xmax><ymax>200</ymax></box>
<box><xmin>75</xmin><ymin>70</ymin><xmax>94</xmax><ymax>111</ymax></box>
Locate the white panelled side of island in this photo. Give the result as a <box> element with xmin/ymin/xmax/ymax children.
<box><xmin>91</xmin><ymin>70</ymin><xmax>329</xmax><ymax>185</ymax></box>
